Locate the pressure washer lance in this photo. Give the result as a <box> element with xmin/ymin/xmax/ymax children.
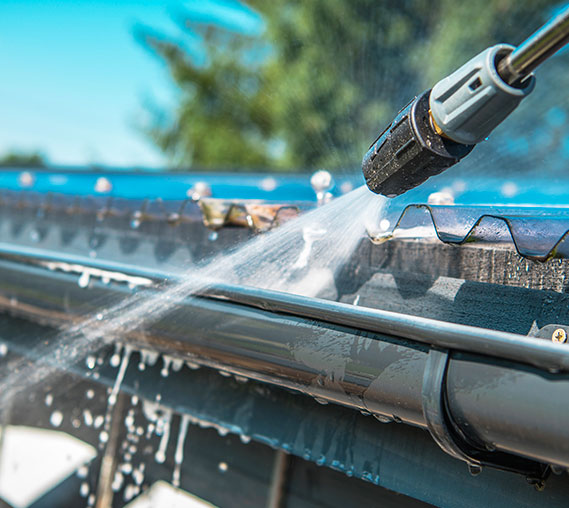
<box><xmin>362</xmin><ymin>6</ymin><xmax>569</xmax><ymax>197</ymax></box>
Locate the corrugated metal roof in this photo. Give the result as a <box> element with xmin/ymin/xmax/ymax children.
<box><xmin>372</xmin><ymin>205</ymin><xmax>569</xmax><ymax>261</ymax></box>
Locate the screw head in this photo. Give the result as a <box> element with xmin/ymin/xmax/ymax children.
<box><xmin>552</xmin><ymin>328</ymin><xmax>567</xmax><ymax>343</ymax></box>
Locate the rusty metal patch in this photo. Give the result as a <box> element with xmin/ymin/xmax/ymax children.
<box><xmin>198</xmin><ymin>198</ymin><xmax>301</xmax><ymax>231</ymax></box>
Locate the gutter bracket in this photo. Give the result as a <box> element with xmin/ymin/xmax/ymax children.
<box><xmin>422</xmin><ymin>348</ymin><xmax>550</xmax><ymax>485</ymax></box>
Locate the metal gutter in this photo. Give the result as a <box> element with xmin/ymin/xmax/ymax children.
<box><xmin>0</xmin><ymin>250</ymin><xmax>568</xmax><ymax>475</ymax></box>
<box><xmin>0</xmin><ymin>242</ymin><xmax>567</xmax><ymax>373</ymax></box>
<box><xmin>202</xmin><ymin>284</ymin><xmax>569</xmax><ymax>373</ymax></box>
<box><xmin>0</xmin><ymin>243</ymin><xmax>567</xmax><ymax>373</ymax></box>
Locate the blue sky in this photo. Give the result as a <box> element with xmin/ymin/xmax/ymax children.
<box><xmin>0</xmin><ymin>0</ymin><xmax>261</xmax><ymax>167</ymax></box>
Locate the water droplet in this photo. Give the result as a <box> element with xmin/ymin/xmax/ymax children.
<box><xmin>95</xmin><ymin>176</ymin><xmax>112</xmax><ymax>194</ymax></box>
<box><xmin>96</xmin><ymin>313</ymin><xmax>103</xmax><ymax>321</ymax></box>
<box><xmin>154</xmin><ymin>409</ymin><xmax>172</xmax><ymax>463</ymax></box>
<box><xmin>80</xmin><ymin>482</ymin><xmax>89</xmax><ymax>497</ymax></box>
<box><xmin>133</xmin><ymin>466</ymin><xmax>145</xmax><ymax>486</ymax></box>
<box><xmin>130</xmin><ymin>219</ymin><xmax>141</xmax><ymax>229</ymax></box>
<box><xmin>45</xmin><ymin>393</ymin><xmax>53</xmax><ymax>406</ymax></box>
<box><xmin>123</xmin><ymin>484</ymin><xmax>140</xmax><ymax>502</ymax></box>
<box><xmin>373</xmin><ymin>414</ymin><xmax>393</xmax><ymax>424</ymax></box>
<box><xmin>78</xmin><ymin>272</ymin><xmax>90</xmax><ymax>288</ymax></box>
<box><xmin>110</xmin><ymin>353</ymin><xmax>121</xmax><ymax>368</ymax></box>
<box><xmin>240</xmin><ymin>434</ymin><xmax>251</xmax><ymax>444</ymax></box>
<box><xmin>0</xmin><ymin>343</ymin><xmax>7</xmax><ymax>358</ymax></box>
<box><xmin>170</xmin><ymin>358</ymin><xmax>184</xmax><ymax>371</ymax></box>
<box><xmin>19</xmin><ymin>171</ymin><xmax>35</xmax><ymax>188</ymax></box>
<box><xmin>50</xmin><ymin>411</ymin><xmax>63</xmax><ymax>427</ymax></box>
<box><xmin>86</xmin><ymin>356</ymin><xmax>96</xmax><ymax>370</ymax></box>
<box><xmin>161</xmin><ymin>356</ymin><xmax>172</xmax><ymax>377</ymax></box>
<box><xmin>218</xmin><ymin>461</ymin><xmax>228</xmax><ymax>472</ymax></box>
<box><xmin>83</xmin><ymin>410</ymin><xmax>93</xmax><ymax>426</ymax></box>
<box><xmin>112</xmin><ymin>471</ymin><xmax>124</xmax><ymax>492</ymax></box>
<box><xmin>120</xmin><ymin>463</ymin><xmax>133</xmax><ymax>474</ymax></box>
<box><xmin>140</xmin><ymin>349</ymin><xmax>159</xmax><ymax>367</ymax></box>
<box><xmin>124</xmin><ymin>414</ymin><xmax>135</xmax><ymax>431</ymax></box>
<box><xmin>208</xmin><ymin>231</ymin><xmax>218</xmax><ymax>242</ymax></box>
<box><xmin>86</xmin><ymin>389</ymin><xmax>95</xmax><ymax>399</ymax></box>
<box><xmin>314</xmin><ymin>397</ymin><xmax>329</xmax><ymax>405</ymax></box>
<box><xmin>172</xmin><ymin>414</ymin><xmax>191</xmax><ymax>487</ymax></box>
<box><xmin>77</xmin><ymin>465</ymin><xmax>89</xmax><ymax>479</ymax></box>
<box><xmin>316</xmin><ymin>455</ymin><xmax>326</xmax><ymax>466</ymax></box>
<box><xmin>468</xmin><ymin>463</ymin><xmax>482</xmax><ymax>476</ymax></box>
<box><xmin>99</xmin><ymin>431</ymin><xmax>109</xmax><ymax>443</ymax></box>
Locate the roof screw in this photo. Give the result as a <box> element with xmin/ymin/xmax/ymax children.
<box><xmin>551</xmin><ymin>328</ymin><xmax>567</xmax><ymax>343</ymax></box>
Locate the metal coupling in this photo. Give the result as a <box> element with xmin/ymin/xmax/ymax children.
<box><xmin>429</xmin><ymin>44</ymin><xmax>535</xmax><ymax>145</ymax></box>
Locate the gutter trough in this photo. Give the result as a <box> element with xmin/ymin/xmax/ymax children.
<box><xmin>0</xmin><ymin>249</ymin><xmax>568</xmax><ymax>480</ymax></box>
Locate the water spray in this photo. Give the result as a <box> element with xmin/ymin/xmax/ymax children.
<box><xmin>363</xmin><ymin>5</ymin><xmax>569</xmax><ymax>197</ymax></box>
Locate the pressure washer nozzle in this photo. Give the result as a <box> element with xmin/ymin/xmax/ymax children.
<box><xmin>363</xmin><ymin>5</ymin><xmax>569</xmax><ymax>197</ymax></box>
<box><xmin>362</xmin><ymin>90</ymin><xmax>475</xmax><ymax>197</ymax></box>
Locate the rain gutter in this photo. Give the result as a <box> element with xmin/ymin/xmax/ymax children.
<box><xmin>0</xmin><ymin>249</ymin><xmax>567</xmax><ymax>480</ymax></box>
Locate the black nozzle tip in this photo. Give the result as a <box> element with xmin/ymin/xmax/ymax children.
<box><xmin>362</xmin><ymin>90</ymin><xmax>474</xmax><ymax>197</ymax></box>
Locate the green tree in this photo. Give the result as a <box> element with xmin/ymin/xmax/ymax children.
<box><xmin>0</xmin><ymin>150</ymin><xmax>47</xmax><ymax>167</ymax></box>
<box><xmin>139</xmin><ymin>0</ymin><xmax>563</xmax><ymax>173</ymax></box>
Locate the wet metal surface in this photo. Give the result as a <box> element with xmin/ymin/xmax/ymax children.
<box><xmin>5</xmin><ymin>189</ymin><xmax>569</xmax><ymax>265</ymax></box>
<box><xmin>3</xmin><ymin>183</ymin><xmax>569</xmax><ymax>496</ymax></box>
<box><xmin>0</xmin><ymin>251</ymin><xmax>569</xmax><ymax>472</ymax></box>
<box><xmin>373</xmin><ymin>204</ymin><xmax>569</xmax><ymax>261</ymax></box>
<box><xmin>4</xmin><ymin>331</ymin><xmax>563</xmax><ymax>508</ymax></box>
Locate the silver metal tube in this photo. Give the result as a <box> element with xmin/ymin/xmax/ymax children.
<box><xmin>498</xmin><ymin>5</ymin><xmax>569</xmax><ymax>85</ymax></box>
